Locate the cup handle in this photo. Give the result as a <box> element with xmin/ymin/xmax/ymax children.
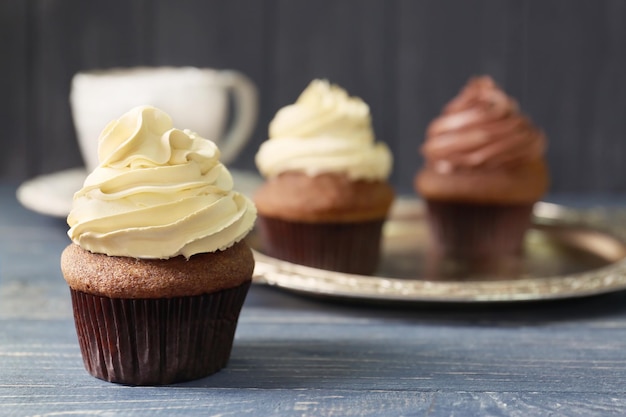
<box><xmin>218</xmin><ymin>70</ymin><xmax>258</xmax><ymax>164</ymax></box>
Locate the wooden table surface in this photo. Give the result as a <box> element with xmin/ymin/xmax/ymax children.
<box><xmin>2</xmin><ymin>181</ymin><xmax>626</xmax><ymax>417</ymax></box>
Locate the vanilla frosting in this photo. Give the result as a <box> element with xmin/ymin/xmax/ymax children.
<box><xmin>255</xmin><ymin>79</ymin><xmax>392</xmax><ymax>180</ymax></box>
<box><xmin>67</xmin><ymin>105</ymin><xmax>256</xmax><ymax>259</ymax></box>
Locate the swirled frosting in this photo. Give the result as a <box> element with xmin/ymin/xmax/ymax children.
<box><xmin>421</xmin><ymin>76</ymin><xmax>546</xmax><ymax>174</ymax></box>
<box><xmin>67</xmin><ymin>105</ymin><xmax>256</xmax><ymax>259</ymax></box>
<box><xmin>255</xmin><ymin>79</ymin><xmax>392</xmax><ymax>180</ymax></box>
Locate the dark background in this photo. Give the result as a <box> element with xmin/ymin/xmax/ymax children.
<box><xmin>2</xmin><ymin>0</ymin><xmax>625</xmax><ymax>195</ymax></box>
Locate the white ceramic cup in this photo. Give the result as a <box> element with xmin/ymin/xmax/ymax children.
<box><xmin>70</xmin><ymin>66</ymin><xmax>258</xmax><ymax>171</ymax></box>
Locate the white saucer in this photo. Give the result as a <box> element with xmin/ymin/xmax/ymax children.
<box><xmin>16</xmin><ymin>168</ymin><xmax>87</xmax><ymax>218</ymax></box>
<box><xmin>16</xmin><ymin>167</ymin><xmax>264</xmax><ymax>218</ymax></box>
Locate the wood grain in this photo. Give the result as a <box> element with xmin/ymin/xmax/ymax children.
<box><xmin>2</xmin><ymin>309</ymin><xmax>626</xmax><ymax>416</ymax></box>
<box><xmin>4</xmin><ymin>0</ymin><xmax>626</xmax><ymax>195</ymax></box>
<box><xmin>0</xmin><ymin>0</ymin><xmax>30</xmax><ymax>178</ymax></box>
<box><xmin>3</xmin><ymin>182</ymin><xmax>626</xmax><ymax>415</ymax></box>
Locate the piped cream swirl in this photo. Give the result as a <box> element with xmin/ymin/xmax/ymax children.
<box><xmin>422</xmin><ymin>76</ymin><xmax>546</xmax><ymax>173</ymax></box>
<box><xmin>67</xmin><ymin>105</ymin><xmax>256</xmax><ymax>259</ymax></box>
<box><xmin>255</xmin><ymin>79</ymin><xmax>392</xmax><ymax>180</ymax></box>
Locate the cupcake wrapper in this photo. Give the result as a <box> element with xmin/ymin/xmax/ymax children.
<box><xmin>70</xmin><ymin>281</ymin><xmax>250</xmax><ymax>386</ymax></box>
<box><xmin>255</xmin><ymin>216</ymin><xmax>385</xmax><ymax>275</ymax></box>
<box><xmin>424</xmin><ymin>200</ymin><xmax>534</xmax><ymax>259</ymax></box>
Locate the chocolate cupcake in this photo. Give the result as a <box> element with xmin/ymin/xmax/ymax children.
<box><xmin>254</xmin><ymin>79</ymin><xmax>394</xmax><ymax>275</ymax></box>
<box><xmin>60</xmin><ymin>105</ymin><xmax>257</xmax><ymax>385</ymax></box>
<box><xmin>415</xmin><ymin>76</ymin><xmax>549</xmax><ymax>261</ymax></box>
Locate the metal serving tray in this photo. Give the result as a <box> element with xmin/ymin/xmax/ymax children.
<box><xmin>251</xmin><ymin>200</ymin><xmax>626</xmax><ymax>304</ymax></box>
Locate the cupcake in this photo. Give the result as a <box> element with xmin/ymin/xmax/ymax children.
<box><xmin>60</xmin><ymin>105</ymin><xmax>257</xmax><ymax>385</ymax></box>
<box><xmin>415</xmin><ymin>76</ymin><xmax>549</xmax><ymax>261</ymax></box>
<box><xmin>254</xmin><ymin>79</ymin><xmax>394</xmax><ymax>275</ymax></box>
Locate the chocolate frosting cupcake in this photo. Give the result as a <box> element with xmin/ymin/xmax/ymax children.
<box><xmin>415</xmin><ymin>76</ymin><xmax>549</xmax><ymax>263</ymax></box>
<box><xmin>416</xmin><ymin>76</ymin><xmax>549</xmax><ymax>204</ymax></box>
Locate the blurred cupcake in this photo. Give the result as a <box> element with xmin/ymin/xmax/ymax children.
<box><xmin>60</xmin><ymin>105</ymin><xmax>257</xmax><ymax>385</ymax></box>
<box><xmin>254</xmin><ymin>79</ymin><xmax>394</xmax><ymax>275</ymax></box>
<box><xmin>415</xmin><ymin>76</ymin><xmax>549</xmax><ymax>261</ymax></box>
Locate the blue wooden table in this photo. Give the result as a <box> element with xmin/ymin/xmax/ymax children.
<box><xmin>2</xmin><ymin>181</ymin><xmax>626</xmax><ymax>416</ymax></box>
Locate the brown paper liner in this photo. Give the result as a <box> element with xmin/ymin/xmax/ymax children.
<box><xmin>255</xmin><ymin>216</ymin><xmax>385</xmax><ymax>275</ymax></box>
<box><xmin>70</xmin><ymin>281</ymin><xmax>250</xmax><ymax>385</ymax></box>
<box><xmin>424</xmin><ymin>200</ymin><xmax>534</xmax><ymax>260</ymax></box>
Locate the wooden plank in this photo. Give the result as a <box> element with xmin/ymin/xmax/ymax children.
<box><xmin>2</xmin><ymin>388</ymin><xmax>624</xmax><ymax>416</ymax></box>
<box><xmin>150</xmin><ymin>0</ymin><xmax>269</xmax><ymax>170</ymax></box>
<box><xmin>0</xmin><ymin>1</ymin><xmax>30</xmax><ymax>179</ymax></box>
<box><xmin>270</xmin><ymin>0</ymin><xmax>388</xmax><ymax>104</ymax></box>
<box><xmin>1</xmin><ymin>314</ymin><xmax>626</xmax><ymax>415</ymax></box>
<box><xmin>268</xmin><ymin>0</ymin><xmax>389</xmax><ymax>158</ymax></box>
<box><xmin>28</xmin><ymin>0</ymin><xmax>151</xmax><ymax>177</ymax></box>
<box><xmin>524</xmin><ymin>0</ymin><xmax>626</xmax><ymax>193</ymax></box>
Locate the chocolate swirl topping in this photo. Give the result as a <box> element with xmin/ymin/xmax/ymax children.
<box><xmin>422</xmin><ymin>76</ymin><xmax>546</xmax><ymax>174</ymax></box>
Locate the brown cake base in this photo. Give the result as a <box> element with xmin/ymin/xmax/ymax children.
<box><xmin>424</xmin><ymin>200</ymin><xmax>534</xmax><ymax>260</ymax></box>
<box><xmin>70</xmin><ymin>281</ymin><xmax>250</xmax><ymax>386</ymax></box>
<box><xmin>255</xmin><ymin>215</ymin><xmax>385</xmax><ymax>275</ymax></box>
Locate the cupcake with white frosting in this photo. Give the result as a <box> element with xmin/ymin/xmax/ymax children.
<box><xmin>61</xmin><ymin>105</ymin><xmax>256</xmax><ymax>385</ymax></box>
<box><xmin>254</xmin><ymin>79</ymin><xmax>394</xmax><ymax>275</ymax></box>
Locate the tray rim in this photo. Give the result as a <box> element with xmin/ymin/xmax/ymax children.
<box><xmin>251</xmin><ymin>200</ymin><xmax>626</xmax><ymax>304</ymax></box>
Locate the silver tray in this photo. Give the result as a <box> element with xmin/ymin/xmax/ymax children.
<box><xmin>250</xmin><ymin>200</ymin><xmax>626</xmax><ymax>304</ymax></box>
